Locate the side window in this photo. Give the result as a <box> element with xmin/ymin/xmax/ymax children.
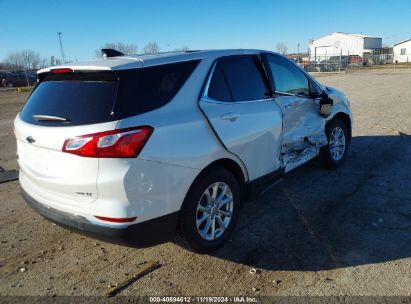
<box><xmin>266</xmin><ymin>55</ymin><xmax>310</xmax><ymax>97</ymax></box>
<box><xmin>216</xmin><ymin>56</ymin><xmax>268</xmax><ymax>102</ymax></box>
<box><xmin>115</xmin><ymin>60</ymin><xmax>200</xmax><ymax>118</ymax></box>
<box><xmin>207</xmin><ymin>63</ymin><xmax>232</xmax><ymax>102</ymax></box>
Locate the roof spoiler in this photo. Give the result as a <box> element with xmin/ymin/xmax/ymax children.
<box><xmin>101</xmin><ymin>49</ymin><xmax>125</xmax><ymax>58</ymax></box>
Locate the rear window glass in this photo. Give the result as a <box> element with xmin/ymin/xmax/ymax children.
<box><xmin>20</xmin><ymin>76</ymin><xmax>118</xmax><ymax>126</ymax></box>
<box><xmin>219</xmin><ymin>56</ymin><xmax>268</xmax><ymax>102</ymax></box>
<box><xmin>20</xmin><ymin>60</ymin><xmax>200</xmax><ymax>126</ymax></box>
<box><xmin>114</xmin><ymin>60</ymin><xmax>200</xmax><ymax>119</ymax></box>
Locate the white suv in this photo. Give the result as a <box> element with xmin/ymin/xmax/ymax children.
<box><xmin>14</xmin><ymin>49</ymin><xmax>352</xmax><ymax>252</ymax></box>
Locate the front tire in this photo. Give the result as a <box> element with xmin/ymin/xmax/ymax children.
<box><xmin>320</xmin><ymin>119</ymin><xmax>349</xmax><ymax>169</ymax></box>
<box><xmin>178</xmin><ymin>167</ymin><xmax>241</xmax><ymax>253</ymax></box>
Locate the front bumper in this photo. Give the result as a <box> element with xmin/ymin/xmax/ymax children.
<box><xmin>22</xmin><ymin>189</ymin><xmax>179</xmax><ymax>247</ymax></box>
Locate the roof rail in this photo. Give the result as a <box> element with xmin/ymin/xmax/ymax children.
<box><xmin>101</xmin><ymin>49</ymin><xmax>125</xmax><ymax>58</ymax></box>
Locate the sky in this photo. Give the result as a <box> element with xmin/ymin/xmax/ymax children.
<box><xmin>1</xmin><ymin>0</ymin><xmax>410</xmax><ymax>62</ymax></box>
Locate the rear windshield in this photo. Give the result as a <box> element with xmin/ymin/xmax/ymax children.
<box><xmin>20</xmin><ymin>60</ymin><xmax>200</xmax><ymax>126</ymax></box>
<box><xmin>20</xmin><ymin>76</ymin><xmax>118</xmax><ymax>126</ymax></box>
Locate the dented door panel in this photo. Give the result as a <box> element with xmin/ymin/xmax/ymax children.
<box><xmin>274</xmin><ymin>95</ymin><xmax>327</xmax><ymax>172</ymax></box>
<box><xmin>261</xmin><ymin>53</ymin><xmax>329</xmax><ymax>172</ymax></box>
<box><xmin>276</xmin><ymin>96</ymin><xmax>326</xmax><ymax>147</ymax></box>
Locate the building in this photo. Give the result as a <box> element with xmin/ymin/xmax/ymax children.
<box><xmin>309</xmin><ymin>32</ymin><xmax>382</xmax><ymax>61</ymax></box>
<box><xmin>393</xmin><ymin>39</ymin><xmax>411</xmax><ymax>63</ymax></box>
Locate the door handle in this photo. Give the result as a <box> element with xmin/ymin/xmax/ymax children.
<box><xmin>221</xmin><ymin>113</ymin><xmax>240</xmax><ymax>121</ymax></box>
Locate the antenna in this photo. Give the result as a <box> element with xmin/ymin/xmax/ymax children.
<box><xmin>101</xmin><ymin>49</ymin><xmax>125</xmax><ymax>58</ymax></box>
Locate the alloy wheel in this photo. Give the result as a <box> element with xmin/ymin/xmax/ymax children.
<box><xmin>196</xmin><ymin>182</ymin><xmax>234</xmax><ymax>241</ymax></box>
<box><xmin>329</xmin><ymin>126</ymin><xmax>346</xmax><ymax>161</ymax></box>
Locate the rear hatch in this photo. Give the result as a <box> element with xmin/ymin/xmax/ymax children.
<box><xmin>15</xmin><ymin>60</ymin><xmax>201</xmax><ymax>212</ymax></box>
<box><xmin>15</xmin><ymin>69</ymin><xmax>119</xmax><ymax>210</ymax></box>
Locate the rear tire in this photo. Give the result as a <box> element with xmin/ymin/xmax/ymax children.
<box><xmin>178</xmin><ymin>167</ymin><xmax>241</xmax><ymax>253</ymax></box>
<box><xmin>320</xmin><ymin>119</ymin><xmax>349</xmax><ymax>169</ymax></box>
<box><xmin>6</xmin><ymin>82</ymin><xmax>13</xmax><ymax>88</ymax></box>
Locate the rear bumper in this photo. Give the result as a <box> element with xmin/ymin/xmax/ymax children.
<box><xmin>22</xmin><ymin>189</ymin><xmax>179</xmax><ymax>247</ymax></box>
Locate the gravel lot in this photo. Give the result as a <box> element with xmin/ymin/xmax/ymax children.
<box><xmin>0</xmin><ymin>69</ymin><xmax>410</xmax><ymax>298</ymax></box>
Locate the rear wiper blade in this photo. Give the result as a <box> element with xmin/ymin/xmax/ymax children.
<box><xmin>32</xmin><ymin>115</ymin><xmax>70</xmax><ymax>122</ymax></box>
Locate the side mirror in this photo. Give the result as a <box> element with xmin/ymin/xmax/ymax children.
<box><xmin>319</xmin><ymin>90</ymin><xmax>333</xmax><ymax>117</ymax></box>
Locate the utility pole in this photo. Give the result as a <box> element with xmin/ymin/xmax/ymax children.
<box><xmin>57</xmin><ymin>32</ymin><xmax>65</xmax><ymax>64</ymax></box>
<box><xmin>297</xmin><ymin>42</ymin><xmax>300</xmax><ymax>54</ymax></box>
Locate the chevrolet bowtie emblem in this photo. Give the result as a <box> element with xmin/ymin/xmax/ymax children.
<box><xmin>26</xmin><ymin>136</ymin><xmax>36</xmax><ymax>144</ymax></box>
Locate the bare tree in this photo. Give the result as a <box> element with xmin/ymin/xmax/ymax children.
<box><xmin>95</xmin><ymin>42</ymin><xmax>137</xmax><ymax>57</ymax></box>
<box><xmin>5</xmin><ymin>52</ymin><xmax>24</xmax><ymax>70</ymax></box>
<box><xmin>38</xmin><ymin>57</ymin><xmax>49</xmax><ymax>69</ymax></box>
<box><xmin>4</xmin><ymin>50</ymin><xmax>50</xmax><ymax>70</ymax></box>
<box><xmin>21</xmin><ymin>50</ymin><xmax>41</xmax><ymax>70</ymax></box>
<box><xmin>0</xmin><ymin>62</ymin><xmax>14</xmax><ymax>70</ymax></box>
<box><xmin>143</xmin><ymin>42</ymin><xmax>160</xmax><ymax>54</ymax></box>
<box><xmin>275</xmin><ymin>42</ymin><xmax>288</xmax><ymax>55</ymax></box>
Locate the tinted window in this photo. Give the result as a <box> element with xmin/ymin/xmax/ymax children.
<box><xmin>20</xmin><ymin>76</ymin><xmax>118</xmax><ymax>126</ymax></box>
<box><xmin>20</xmin><ymin>60</ymin><xmax>200</xmax><ymax>126</ymax></box>
<box><xmin>219</xmin><ymin>56</ymin><xmax>268</xmax><ymax>101</ymax></box>
<box><xmin>114</xmin><ymin>60</ymin><xmax>200</xmax><ymax>119</ymax></box>
<box><xmin>207</xmin><ymin>63</ymin><xmax>232</xmax><ymax>102</ymax></box>
<box><xmin>266</xmin><ymin>55</ymin><xmax>310</xmax><ymax>96</ymax></box>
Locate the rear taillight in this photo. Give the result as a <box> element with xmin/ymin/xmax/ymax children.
<box><xmin>62</xmin><ymin>126</ymin><xmax>153</xmax><ymax>158</ymax></box>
